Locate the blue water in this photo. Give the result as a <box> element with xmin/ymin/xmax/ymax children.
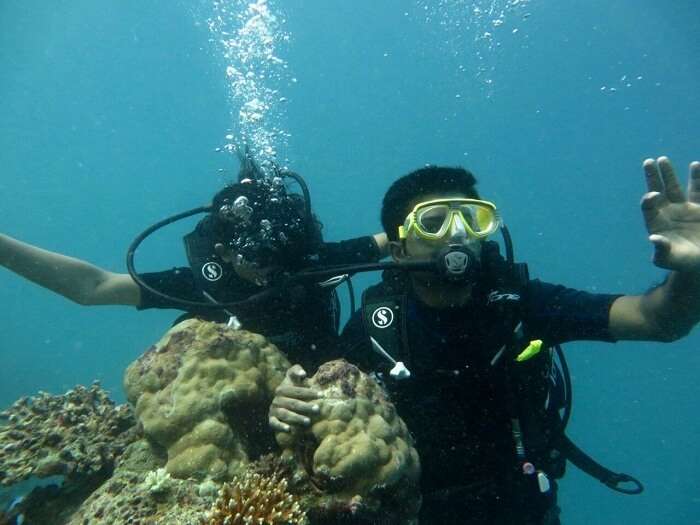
<box><xmin>1</xmin><ymin>1</ymin><xmax>699</xmax><ymax>523</ymax></box>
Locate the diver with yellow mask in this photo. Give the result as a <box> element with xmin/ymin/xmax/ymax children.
<box><xmin>268</xmin><ymin>159</ymin><xmax>700</xmax><ymax>525</ymax></box>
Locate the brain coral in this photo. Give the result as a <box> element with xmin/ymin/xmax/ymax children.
<box><xmin>124</xmin><ymin>319</ymin><xmax>290</xmax><ymax>481</ymax></box>
<box><xmin>0</xmin><ymin>383</ymin><xmax>137</xmax><ymax>486</ymax></box>
<box><xmin>276</xmin><ymin>360</ymin><xmax>421</xmax><ymax>522</ymax></box>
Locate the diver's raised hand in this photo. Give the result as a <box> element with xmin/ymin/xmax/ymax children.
<box><xmin>641</xmin><ymin>157</ymin><xmax>700</xmax><ymax>272</ymax></box>
<box><xmin>268</xmin><ymin>364</ymin><xmax>320</xmax><ymax>434</ymax></box>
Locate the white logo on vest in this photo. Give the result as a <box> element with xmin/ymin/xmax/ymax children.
<box><xmin>202</xmin><ymin>262</ymin><xmax>223</xmax><ymax>282</ymax></box>
<box><xmin>371</xmin><ymin>306</ymin><xmax>394</xmax><ymax>329</ymax></box>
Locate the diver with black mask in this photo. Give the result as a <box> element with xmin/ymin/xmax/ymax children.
<box><xmin>0</xmin><ymin>150</ymin><xmax>387</xmax><ymax>369</ymax></box>
<box><xmin>131</xmin><ymin>152</ymin><xmax>386</xmax><ymax>362</ymax></box>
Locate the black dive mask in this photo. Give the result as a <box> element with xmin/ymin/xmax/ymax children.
<box><xmin>126</xmin><ymin>164</ymin><xmax>319</xmax><ymax>311</ymax></box>
<box><xmin>212</xmin><ymin>176</ymin><xmax>310</xmax><ymax>269</ymax></box>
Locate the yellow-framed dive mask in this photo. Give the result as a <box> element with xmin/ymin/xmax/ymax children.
<box><xmin>398</xmin><ymin>198</ymin><xmax>501</xmax><ymax>241</ymax></box>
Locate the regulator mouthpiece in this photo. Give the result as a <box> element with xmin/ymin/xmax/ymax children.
<box><xmin>436</xmin><ymin>245</ymin><xmax>478</xmax><ymax>281</ymax></box>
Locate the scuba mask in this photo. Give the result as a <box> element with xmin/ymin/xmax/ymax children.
<box><xmin>398</xmin><ymin>198</ymin><xmax>501</xmax><ymax>282</ymax></box>
<box><xmin>398</xmin><ymin>198</ymin><xmax>500</xmax><ymax>242</ymax></box>
<box><xmin>211</xmin><ymin>176</ymin><xmax>313</xmax><ymax>269</ymax></box>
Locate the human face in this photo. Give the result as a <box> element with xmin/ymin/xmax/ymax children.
<box><xmin>395</xmin><ymin>193</ymin><xmax>498</xmax><ymax>262</ymax></box>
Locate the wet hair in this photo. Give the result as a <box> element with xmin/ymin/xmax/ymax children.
<box><xmin>381</xmin><ymin>166</ymin><xmax>479</xmax><ymax>241</ymax></box>
<box><xmin>211</xmin><ymin>177</ymin><xmax>321</xmax><ymax>270</ymax></box>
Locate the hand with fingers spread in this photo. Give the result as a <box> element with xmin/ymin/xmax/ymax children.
<box><xmin>269</xmin><ymin>364</ymin><xmax>321</xmax><ymax>436</ymax></box>
<box><xmin>641</xmin><ymin>156</ymin><xmax>700</xmax><ymax>272</ymax></box>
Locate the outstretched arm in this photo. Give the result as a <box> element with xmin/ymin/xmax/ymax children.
<box><xmin>610</xmin><ymin>157</ymin><xmax>700</xmax><ymax>342</ymax></box>
<box><xmin>0</xmin><ymin>233</ymin><xmax>140</xmax><ymax>306</ymax></box>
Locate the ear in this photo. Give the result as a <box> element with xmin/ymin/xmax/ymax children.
<box><xmin>389</xmin><ymin>240</ymin><xmax>408</xmax><ymax>261</ymax></box>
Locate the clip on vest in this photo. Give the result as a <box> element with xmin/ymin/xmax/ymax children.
<box><xmin>537</xmin><ymin>471</ymin><xmax>551</xmax><ymax>493</ymax></box>
<box><xmin>370</xmin><ymin>336</ymin><xmax>411</xmax><ymax>380</ymax></box>
<box><xmin>226</xmin><ymin>316</ymin><xmax>242</xmax><ymax>330</ymax></box>
<box><xmin>201</xmin><ymin>290</ymin><xmax>241</xmax><ymax>330</ymax></box>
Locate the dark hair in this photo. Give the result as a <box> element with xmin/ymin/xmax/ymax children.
<box><xmin>381</xmin><ymin>166</ymin><xmax>479</xmax><ymax>241</ymax></box>
<box><xmin>210</xmin><ymin>179</ymin><xmax>321</xmax><ymax>269</ymax></box>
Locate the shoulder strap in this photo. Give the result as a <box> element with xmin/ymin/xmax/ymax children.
<box><xmin>361</xmin><ymin>278</ymin><xmax>411</xmax><ymax>375</ymax></box>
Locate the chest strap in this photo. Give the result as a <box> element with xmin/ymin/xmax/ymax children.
<box><xmin>362</xmin><ymin>291</ymin><xmax>411</xmax><ymax>379</ymax></box>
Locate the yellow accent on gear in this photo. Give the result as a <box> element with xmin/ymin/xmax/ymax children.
<box><xmin>516</xmin><ymin>339</ymin><xmax>543</xmax><ymax>362</ymax></box>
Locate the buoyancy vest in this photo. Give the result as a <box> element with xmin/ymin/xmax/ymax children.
<box><xmin>183</xmin><ymin>216</ymin><xmax>261</xmax><ymax>305</ymax></box>
<box><xmin>182</xmin><ymin>218</ymin><xmax>340</xmax><ymax>351</ymax></box>
<box><xmin>359</xmin><ymin>258</ymin><xmax>644</xmax><ymax>500</ymax></box>
<box><xmin>360</xmin><ymin>264</ymin><xmax>568</xmax><ymax>496</ymax></box>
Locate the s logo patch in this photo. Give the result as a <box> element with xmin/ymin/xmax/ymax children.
<box><xmin>371</xmin><ymin>306</ymin><xmax>394</xmax><ymax>329</ymax></box>
<box><xmin>202</xmin><ymin>262</ymin><xmax>223</xmax><ymax>282</ymax></box>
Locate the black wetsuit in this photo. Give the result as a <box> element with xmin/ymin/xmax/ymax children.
<box><xmin>137</xmin><ymin>236</ymin><xmax>379</xmax><ymax>370</ymax></box>
<box><xmin>341</xmin><ymin>277</ymin><xmax>621</xmax><ymax>525</ymax></box>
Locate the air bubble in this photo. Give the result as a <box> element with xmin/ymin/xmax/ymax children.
<box><xmin>206</xmin><ymin>0</ymin><xmax>292</xmax><ymax>172</ymax></box>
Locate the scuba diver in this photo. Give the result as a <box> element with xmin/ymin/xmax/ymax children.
<box><xmin>0</xmin><ymin>151</ymin><xmax>386</xmax><ymax>368</ymax></box>
<box><xmin>268</xmin><ymin>157</ymin><xmax>700</xmax><ymax>524</ymax></box>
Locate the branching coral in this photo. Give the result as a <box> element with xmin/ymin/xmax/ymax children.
<box><xmin>206</xmin><ymin>470</ymin><xmax>307</xmax><ymax>525</ymax></box>
<box><xmin>0</xmin><ymin>382</ymin><xmax>137</xmax><ymax>486</ymax></box>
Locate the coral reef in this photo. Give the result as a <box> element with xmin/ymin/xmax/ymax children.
<box><xmin>0</xmin><ymin>326</ymin><xmax>422</xmax><ymax>524</ymax></box>
<box><xmin>205</xmin><ymin>470</ymin><xmax>307</xmax><ymax>525</ymax></box>
<box><xmin>17</xmin><ymin>453</ymin><xmax>302</xmax><ymax>524</ymax></box>
<box><xmin>123</xmin><ymin>319</ymin><xmax>290</xmax><ymax>481</ymax></box>
<box><xmin>10</xmin><ymin>437</ymin><xmax>204</xmax><ymax>525</ymax></box>
<box><xmin>0</xmin><ymin>383</ymin><xmax>137</xmax><ymax>486</ymax></box>
<box><xmin>64</xmin><ymin>467</ymin><xmax>210</xmax><ymax>524</ymax></box>
<box><xmin>276</xmin><ymin>360</ymin><xmax>421</xmax><ymax>523</ymax></box>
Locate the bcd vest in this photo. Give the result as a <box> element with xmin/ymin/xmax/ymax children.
<box><xmin>361</xmin><ymin>267</ymin><xmax>567</xmax><ymax>491</ymax></box>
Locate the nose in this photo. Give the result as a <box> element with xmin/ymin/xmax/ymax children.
<box><xmin>448</xmin><ymin>213</ymin><xmax>468</xmax><ymax>242</ymax></box>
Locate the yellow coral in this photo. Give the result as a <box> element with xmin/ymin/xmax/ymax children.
<box><xmin>282</xmin><ymin>360</ymin><xmax>420</xmax><ymax>497</ymax></box>
<box><xmin>206</xmin><ymin>471</ymin><xmax>307</xmax><ymax>525</ymax></box>
<box><xmin>275</xmin><ymin>360</ymin><xmax>421</xmax><ymax>522</ymax></box>
<box><xmin>124</xmin><ymin>319</ymin><xmax>290</xmax><ymax>480</ymax></box>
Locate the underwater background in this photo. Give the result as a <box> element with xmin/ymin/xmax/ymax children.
<box><xmin>1</xmin><ymin>0</ymin><xmax>698</xmax><ymax>523</ymax></box>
